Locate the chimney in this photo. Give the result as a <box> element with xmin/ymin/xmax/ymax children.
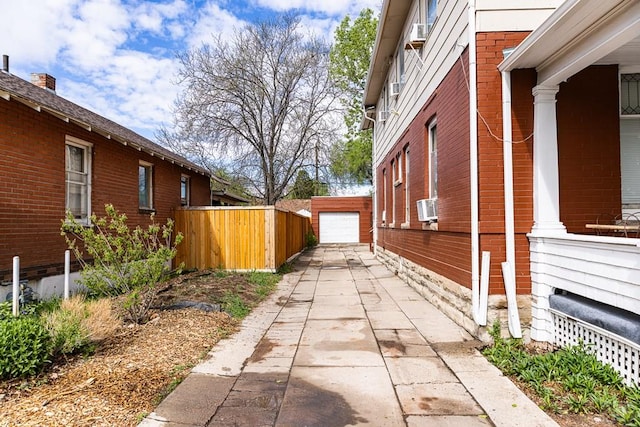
<box><xmin>2</xmin><ymin>55</ymin><xmax>8</xmax><ymax>73</ymax></box>
<box><xmin>30</xmin><ymin>72</ymin><xmax>56</xmax><ymax>93</ymax></box>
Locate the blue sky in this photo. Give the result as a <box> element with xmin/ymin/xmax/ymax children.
<box><xmin>1</xmin><ymin>0</ymin><xmax>380</xmax><ymax>141</ymax></box>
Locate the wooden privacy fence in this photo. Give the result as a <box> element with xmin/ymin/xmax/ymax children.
<box><xmin>174</xmin><ymin>206</ymin><xmax>312</xmax><ymax>272</ymax></box>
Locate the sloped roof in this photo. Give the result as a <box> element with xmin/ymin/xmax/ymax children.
<box><xmin>0</xmin><ymin>71</ymin><xmax>210</xmax><ymax>176</ymax></box>
<box><xmin>275</xmin><ymin>199</ymin><xmax>312</xmax><ymax>213</ymax></box>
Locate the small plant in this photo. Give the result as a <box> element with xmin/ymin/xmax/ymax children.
<box><xmin>0</xmin><ymin>316</ymin><xmax>51</xmax><ymax>379</ymax></box>
<box><xmin>305</xmin><ymin>231</ymin><xmax>318</xmax><ymax>248</ymax></box>
<box><xmin>249</xmin><ymin>271</ymin><xmax>281</xmax><ymax>300</ymax></box>
<box><xmin>61</xmin><ymin>204</ymin><xmax>183</xmax><ymax>323</ymax></box>
<box><xmin>45</xmin><ymin>295</ymin><xmax>120</xmax><ymax>356</ymax></box>
<box><xmin>221</xmin><ymin>291</ymin><xmax>250</xmax><ymax>318</ymax></box>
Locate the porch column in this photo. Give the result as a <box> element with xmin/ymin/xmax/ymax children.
<box><xmin>531</xmin><ymin>85</ymin><xmax>566</xmax><ymax>236</ymax></box>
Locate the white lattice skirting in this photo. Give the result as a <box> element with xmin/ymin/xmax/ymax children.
<box><xmin>551</xmin><ymin>309</ymin><xmax>640</xmax><ymax>386</ymax></box>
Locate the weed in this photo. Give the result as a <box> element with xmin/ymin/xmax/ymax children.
<box><xmin>222</xmin><ymin>292</ymin><xmax>250</xmax><ymax>318</ymax></box>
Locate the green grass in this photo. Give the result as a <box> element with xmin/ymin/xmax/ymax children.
<box><xmin>483</xmin><ymin>322</ymin><xmax>640</xmax><ymax>425</ymax></box>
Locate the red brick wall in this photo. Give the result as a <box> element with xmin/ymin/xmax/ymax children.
<box><xmin>557</xmin><ymin>65</ymin><xmax>621</xmax><ymax>232</ymax></box>
<box><xmin>376</xmin><ymin>50</ymin><xmax>473</xmax><ymax>288</ymax></box>
<box><xmin>311</xmin><ymin>196</ymin><xmax>373</xmax><ymax>243</ymax></box>
<box><xmin>0</xmin><ymin>98</ymin><xmax>211</xmax><ymax>281</ymax></box>
<box><xmin>476</xmin><ymin>31</ymin><xmax>534</xmax><ymax>294</ymax></box>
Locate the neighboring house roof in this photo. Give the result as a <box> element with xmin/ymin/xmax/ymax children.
<box><xmin>211</xmin><ymin>189</ymin><xmax>251</xmax><ymax>205</ymax></box>
<box><xmin>275</xmin><ymin>199</ymin><xmax>312</xmax><ymax>213</ymax></box>
<box><xmin>0</xmin><ymin>70</ymin><xmax>210</xmax><ymax>177</ymax></box>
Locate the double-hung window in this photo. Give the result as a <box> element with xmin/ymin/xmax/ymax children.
<box><xmin>620</xmin><ymin>73</ymin><xmax>640</xmax><ymax>210</ymax></box>
<box><xmin>139</xmin><ymin>161</ymin><xmax>153</xmax><ymax>210</ymax></box>
<box><xmin>428</xmin><ymin>121</ymin><xmax>438</xmax><ymax>199</ymax></box>
<box><xmin>65</xmin><ymin>137</ymin><xmax>91</xmax><ymax>223</ymax></box>
<box><xmin>404</xmin><ymin>146</ymin><xmax>410</xmax><ymax>224</ymax></box>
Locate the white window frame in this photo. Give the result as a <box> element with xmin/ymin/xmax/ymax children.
<box><xmin>397</xmin><ymin>41</ymin><xmax>405</xmax><ymax>86</ymax></box>
<box><xmin>65</xmin><ymin>136</ymin><xmax>92</xmax><ymax>224</ymax></box>
<box><xmin>139</xmin><ymin>161</ymin><xmax>154</xmax><ymax>210</ymax></box>
<box><xmin>403</xmin><ymin>146</ymin><xmax>410</xmax><ymax>226</ymax></box>
<box><xmin>181</xmin><ymin>174</ymin><xmax>190</xmax><ymax>206</ymax></box>
<box><xmin>428</xmin><ymin>120</ymin><xmax>438</xmax><ymax>199</ymax></box>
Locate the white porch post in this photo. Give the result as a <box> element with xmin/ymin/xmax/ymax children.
<box><xmin>529</xmin><ymin>85</ymin><xmax>566</xmax><ymax>342</ymax></box>
<box><xmin>531</xmin><ymin>85</ymin><xmax>566</xmax><ymax>236</ymax></box>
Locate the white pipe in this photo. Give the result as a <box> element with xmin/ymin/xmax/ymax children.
<box><xmin>363</xmin><ymin>109</ymin><xmax>378</xmax><ymax>254</ymax></box>
<box><xmin>478</xmin><ymin>251</ymin><xmax>490</xmax><ymax>325</ymax></box>
<box><xmin>502</xmin><ymin>71</ymin><xmax>517</xmax><ymax>285</ymax></box>
<box><xmin>501</xmin><ymin>70</ymin><xmax>521</xmax><ymax>337</ymax></box>
<box><xmin>468</xmin><ymin>0</ymin><xmax>482</xmax><ymax>324</ymax></box>
<box><xmin>501</xmin><ymin>261</ymin><xmax>522</xmax><ymax>338</ymax></box>
<box><xmin>64</xmin><ymin>250</ymin><xmax>70</xmax><ymax>300</ymax></box>
<box><xmin>12</xmin><ymin>256</ymin><xmax>19</xmax><ymax>316</ymax></box>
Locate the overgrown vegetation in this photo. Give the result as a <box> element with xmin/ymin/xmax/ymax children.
<box><xmin>305</xmin><ymin>231</ymin><xmax>318</xmax><ymax>248</ymax></box>
<box><xmin>61</xmin><ymin>204</ymin><xmax>183</xmax><ymax>323</ymax></box>
<box><xmin>483</xmin><ymin>322</ymin><xmax>640</xmax><ymax>426</ymax></box>
<box><xmin>44</xmin><ymin>295</ymin><xmax>120</xmax><ymax>357</ymax></box>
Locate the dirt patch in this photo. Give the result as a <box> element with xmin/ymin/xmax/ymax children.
<box><xmin>0</xmin><ymin>269</ymin><xmax>270</xmax><ymax>427</ymax></box>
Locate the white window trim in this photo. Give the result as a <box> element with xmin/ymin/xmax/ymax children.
<box><xmin>139</xmin><ymin>161</ymin><xmax>154</xmax><ymax>210</ymax></box>
<box><xmin>65</xmin><ymin>136</ymin><xmax>92</xmax><ymax>224</ymax></box>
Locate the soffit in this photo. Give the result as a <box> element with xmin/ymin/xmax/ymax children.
<box><xmin>363</xmin><ymin>0</ymin><xmax>412</xmax><ymax>107</ymax></box>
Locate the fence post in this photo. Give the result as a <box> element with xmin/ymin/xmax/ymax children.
<box><xmin>12</xmin><ymin>256</ymin><xmax>19</xmax><ymax>316</ymax></box>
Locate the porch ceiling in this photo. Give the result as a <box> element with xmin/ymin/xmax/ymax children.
<box><xmin>499</xmin><ymin>0</ymin><xmax>640</xmax><ymax>85</ymax></box>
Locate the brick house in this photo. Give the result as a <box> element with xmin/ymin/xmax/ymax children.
<box><xmin>364</xmin><ymin>0</ymin><xmax>640</xmax><ymax>375</ymax></box>
<box><xmin>0</xmin><ymin>62</ymin><xmax>213</xmax><ymax>299</ymax></box>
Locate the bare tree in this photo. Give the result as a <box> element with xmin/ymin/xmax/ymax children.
<box><xmin>161</xmin><ymin>14</ymin><xmax>340</xmax><ymax>204</ymax></box>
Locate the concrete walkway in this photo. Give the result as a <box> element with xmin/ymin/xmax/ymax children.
<box><xmin>141</xmin><ymin>245</ymin><xmax>558</xmax><ymax>427</ymax></box>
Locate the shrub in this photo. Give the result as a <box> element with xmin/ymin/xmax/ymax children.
<box><xmin>45</xmin><ymin>295</ymin><xmax>120</xmax><ymax>356</ymax></box>
<box><xmin>0</xmin><ymin>316</ymin><xmax>51</xmax><ymax>379</ymax></box>
<box><xmin>61</xmin><ymin>204</ymin><xmax>183</xmax><ymax>323</ymax></box>
<box><xmin>305</xmin><ymin>231</ymin><xmax>318</xmax><ymax>248</ymax></box>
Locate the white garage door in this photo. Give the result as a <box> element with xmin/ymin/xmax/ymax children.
<box><xmin>319</xmin><ymin>212</ymin><xmax>360</xmax><ymax>243</ymax></box>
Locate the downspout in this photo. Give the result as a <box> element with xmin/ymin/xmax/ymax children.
<box><xmin>501</xmin><ymin>69</ymin><xmax>522</xmax><ymax>338</ymax></box>
<box><xmin>363</xmin><ymin>109</ymin><xmax>377</xmax><ymax>254</ymax></box>
<box><xmin>469</xmin><ymin>0</ymin><xmax>486</xmax><ymax>325</ymax></box>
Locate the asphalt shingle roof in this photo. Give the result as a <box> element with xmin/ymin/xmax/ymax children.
<box><xmin>0</xmin><ymin>70</ymin><xmax>210</xmax><ymax>177</ymax></box>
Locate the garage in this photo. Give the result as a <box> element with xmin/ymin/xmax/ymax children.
<box><xmin>319</xmin><ymin>212</ymin><xmax>360</xmax><ymax>243</ymax></box>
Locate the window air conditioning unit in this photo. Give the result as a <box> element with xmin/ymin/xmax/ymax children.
<box><xmin>378</xmin><ymin>110</ymin><xmax>389</xmax><ymax>123</ymax></box>
<box><xmin>406</xmin><ymin>23</ymin><xmax>426</xmax><ymax>49</ymax></box>
<box><xmin>390</xmin><ymin>82</ymin><xmax>401</xmax><ymax>97</ymax></box>
<box><xmin>417</xmin><ymin>198</ymin><xmax>438</xmax><ymax>222</ymax></box>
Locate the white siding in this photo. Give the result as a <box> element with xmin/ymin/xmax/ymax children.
<box><xmin>373</xmin><ymin>0</ymin><xmax>561</xmax><ymax>169</ymax></box>
<box><xmin>374</xmin><ymin>0</ymin><xmax>469</xmax><ymax>168</ymax></box>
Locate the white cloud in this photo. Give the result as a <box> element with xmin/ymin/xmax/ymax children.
<box><xmin>252</xmin><ymin>0</ymin><xmax>381</xmax><ymax>17</ymax></box>
<box><xmin>0</xmin><ymin>0</ymin><xmax>381</xmax><ymax>142</ymax></box>
<box><xmin>187</xmin><ymin>2</ymin><xmax>248</xmax><ymax>47</ymax></box>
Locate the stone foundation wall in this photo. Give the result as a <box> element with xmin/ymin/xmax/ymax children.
<box><xmin>376</xmin><ymin>246</ymin><xmax>531</xmax><ymax>342</ymax></box>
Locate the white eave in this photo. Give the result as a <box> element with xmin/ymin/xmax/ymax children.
<box><xmin>499</xmin><ymin>0</ymin><xmax>640</xmax><ymax>86</ymax></box>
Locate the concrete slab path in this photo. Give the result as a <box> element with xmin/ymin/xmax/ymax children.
<box><xmin>140</xmin><ymin>245</ymin><xmax>558</xmax><ymax>427</ymax></box>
